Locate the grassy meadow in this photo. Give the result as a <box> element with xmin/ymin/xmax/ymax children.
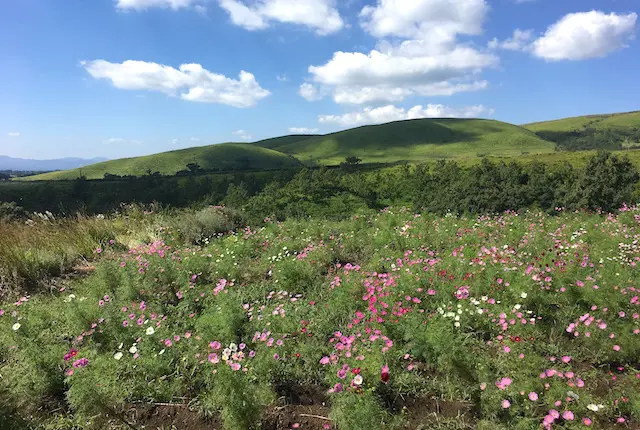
<box><xmin>1</xmin><ymin>205</ymin><xmax>639</xmax><ymax>429</ymax></box>
<box><xmin>19</xmin><ymin>119</ymin><xmax>555</xmax><ymax>180</ymax></box>
<box><xmin>23</xmin><ymin>143</ymin><xmax>302</xmax><ymax>181</ymax></box>
<box><xmin>524</xmin><ymin>111</ymin><xmax>640</xmax><ymax>133</ymax></box>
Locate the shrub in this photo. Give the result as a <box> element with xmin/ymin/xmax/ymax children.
<box><xmin>171</xmin><ymin>206</ymin><xmax>247</xmax><ymax>245</ymax></box>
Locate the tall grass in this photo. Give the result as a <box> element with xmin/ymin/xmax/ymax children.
<box><xmin>0</xmin><ymin>208</ymin><xmax>163</xmax><ymax>297</ymax></box>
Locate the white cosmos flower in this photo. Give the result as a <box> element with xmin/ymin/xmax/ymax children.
<box><xmin>229</xmin><ymin>343</ymin><xmax>238</xmax><ymax>352</ymax></box>
<box><xmin>146</xmin><ymin>327</ymin><xmax>155</xmax><ymax>335</ymax></box>
<box><xmin>520</xmin><ymin>292</ymin><xmax>528</xmax><ymax>299</ymax></box>
<box><xmin>129</xmin><ymin>346</ymin><xmax>138</xmax><ymax>354</ymax></box>
<box><xmin>114</xmin><ymin>352</ymin><xmax>123</xmax><ymax>360</ymax></box>
<box><xmin>12</xmin><ymin>323</ymin><xmax>21</xmax><ymax>331</ymax></box>
<box><xmin>352</xmin><ymin>375</ymin><xmax>363</xmax><ymax>386</ymax></box>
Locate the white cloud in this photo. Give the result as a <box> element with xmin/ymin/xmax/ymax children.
<box><xmin>194</xmin><ymin>4</ymin><xmax>207</xmax><ymax>15</ymax></box>
<box><xmin>83</xmin><ymin>60</ymin><xmax>270</xmax><ymax>108</ymax></box>
<box><xmin>289</xmin><ymin>127</ymin><xmax>320</xmax><ymax>134</ymax></box>
<box><xmin>233</xmin><ymin>130</ymin><xmax>253</xmax><ymax>141</ymax></box>
<box><xmin>7</xmin><ymin>132</ymin><xmax>20</xmax><ymax>137</ymax></box>
<box><xmin>104</xmin><ymin>138</ymin><xmax>143</xmax><ymax>144</ymax></box>
<box><xmin>319</xmin><ymin>104</ymin><xmax>494</xmax><ymax>127</ymax></box>
<box><xmin>190</xmin><ymin>137</ymin><xmax>201</xmax><ymax>141</ymax></box>
<box><xmin>116</xmin><ymin>0</ymin><xmax>201</xmax><ymax>10</ymax></box>
<box><xmin>360</xmin><ymin>0</ymin><xmax>488</xmax><ymax>48</ymax></box>
<box><xmin>298</xmin><ymin>83</ymin><xmax>325</xmax><ymax>101</ymax></box>
<box><xmin>332</xmin><ymin>80</ymin><xmax>488</xmax><ymax>105</ymax></box>
<box><xmin>218</xmin><ymin>0</ymin><xmax>344</xmax><ymax>35</ymax></box>
<box><xmin>307</xmin><ymin>46</ymin><xmax>497</xmax><ymax>105</ymax></box>
<box><xmin>276</xmin><ymin>74</ymin><xmax>288</xmax><ymax>82</ymax></box>
<box><xmin>170</xmin><ymin>138</ymin><xmax>180</xmax><ymax>145</ymax></box>
<box><xmin>488</xmin><ymin>29</ymin><xmax>534</xmax><ymax>51</ymax></box>
<box><xmin>301</xmin><ymin>0</ymin><xmax>497</xmax><ymax>105</ymax></box>
<box><xmin>532</xmin><ymin>11</ymin><xmax>637</xmax><ymax>61</ymax></box>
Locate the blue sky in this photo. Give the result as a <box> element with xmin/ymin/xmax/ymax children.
<box><xmin>1</xmin><ymin>0</ymin><xmax>638</xmax><ymax>160</ymax></box>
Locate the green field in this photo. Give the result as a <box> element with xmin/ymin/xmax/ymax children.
<box><xmin>21</xmin><ymin>119</ymin><xmax>555</xmax><ymax>180</ymax></box>
<box><xmin>524</xmin><ymin>111</ymin><xmax>640</xmax><ymax>133</ymax></box>
<box><xmin>16</xmin><ymin>112</ymin><xmax>640</xmax><ymax>181</ymax></box>
<box><xmin>256</xmin><ymin>118</ymin><xmax>554</xmax><ymax>165</ymax></box>
<box><xmin>24</xmin><ymin>143</ymin><xmax>302</xmax><ymax>181</ymax></box>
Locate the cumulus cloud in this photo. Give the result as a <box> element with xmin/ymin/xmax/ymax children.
<box><xmin>531</xmin><ymin>11</ymin><xmax>637</xmax><ymax>61</ymax></box>
<box><xmin>319</xmin><ymin>104</ymin><xmax>494</xmax><ymax>127</ymax></box>
<box><xmin>233</xmin><ymin>130</ymin><xmax>253</xmax><ymax>141</ymax></box>
<box><xmin>7</xmin><ymin>132</ymin><xmax>20</xmax><ymax>137</ymax></box>
<box><xmin>82</xmin><ymin>60</ymin><xmax>270</xmax><ymax>108</ymax></box>
<box><xmin>218</xmin><ymin>0</ymin><xmax>344</xmax><ymax>35</ymax></box>
<box><xmin>289</xmin><ymin>127</ymin><xmax>320</xmax><ymax>134</ymax></box>
<box><xmin>488</xmin><ymin>29</ymin><xmax>534</xmax><ymax>51</ymax></box>
<box><xmin>116</xmin><ymin>0</ymin><xmax>201</xmax><ymax>10</ymax></box>
<box><xmin>301</xmin><ymin>0</ymin><xmax>496</xmax><ymax>105</ymax></box>
<box><xmin>360</xmin><ymin>0</ymin><xmax>488</xmax><ymax>44</ymax></box>
<box><xmin>104</xmin><ymin>138</ymin><xmax>143</xmax><ymax>144</ymax></box>
<box><xmin>298</xmin><ymin>83</ymin><xmax>326</xmax><ymax>101</ymax></box>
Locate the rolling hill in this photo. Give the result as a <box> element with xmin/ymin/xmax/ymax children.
<box><xmin>24</xmin><ymin>143</ymin><xmax>301</xmax><ymax>180</ymax></box>
<box><xmin>18</xmin><ymin>112</ymin><xmax>640</xmax><ymax>181</ymax></box>
<box><xmin>253</xmin><ymin>118</ymin><xmax>554</xmax><ymax>165</ymax></box>
<box><xmin>524</xmin><ymin>111</ymin><xmax>640</xmax><ymax>133</ymax></box>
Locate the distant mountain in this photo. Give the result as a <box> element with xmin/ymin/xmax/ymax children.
<box><xmin>0</xmin><ymin>156</ymin><xmax>109</xmax><ymax>172</ymax></box>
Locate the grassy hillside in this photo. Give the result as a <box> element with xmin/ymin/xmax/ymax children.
<box><xmin>256</xmin><ymin>118</ymin><xmax>555</xmax><ymax>165</ymax></box>
<box><xmin>23</xmin><ymin>143</ymin><xmax>302</xmax><ymax>180</ymax></box>
<box><xmin>524</xmin><ymin>111</ymin><xmax>640</xmax><ymax>132</ymax></box>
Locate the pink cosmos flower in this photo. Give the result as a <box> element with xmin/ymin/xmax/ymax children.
<box><xmin>320</xmin><ymin>356</ymin><xmax>330</xmax><ymax>365</ymax></box>
<box><xmin>561</xmin><ymin>356</ymin><xmax>571</xmax><ymax>363</ymax></box>
<box><xmin>496</xmin><ymin>377</ymin><xmax>512</xmax><ymax>390</ymax></box>
<box><xmin>337</xmin><ymin>369</ymin><xmax>347</xmax><ymax>379</ymax></box>
<box><xmin>613</xmin><ymin>345</ymin><xmax>620</xmax><ymax>351</ymax></box>
<box><xmin>210</xmin><ymin>341</ymin><xmax>221</xmax><ymax>350</ymax></box>
<box><xmin>562</xmin><ymin>411</ymin><xmax>574</xmax><ymax>421</ymax></box>
<box><xmin>72</xmin><ymin>358</ymin><xmax>89</xmax><ymax>368</ymax></box>
<box><xmin>582</xmin><ymin>417</ymin><xmax>592</xmax><ymax>426</ymax></box>
<box><xmin>230</xmin><ymin>362</ymin><xmax>241</xmax><ymax>371</ymax></box>
<box><xmin>528</xmin><ymin>392</ymin><xmax>539</xmax><ymax>401</ymax></box>
<box><xmin>501</xmin><ymin>399</ymin><xmax>511</xmax><ymax>409</ymax></box>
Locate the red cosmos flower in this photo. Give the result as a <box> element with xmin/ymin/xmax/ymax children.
<box><xmin>510</xmin><ymin>336</ymin><xmax>522</xmax><ymax>343</ymax></box>
<box><xmin>381</xmin><ymin>365</ymin><xmax>390</xmax><ymax>384</ymax></box>
<box><xmin>351</xmin><ymin>367</ymin><xmax>361</xmax><ymax>375</ymax></box>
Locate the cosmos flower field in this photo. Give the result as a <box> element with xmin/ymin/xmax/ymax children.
<box><xmin>1</xmin><ymin>207</ymin><xmax>639</xmax><ymax>429</ymax></box>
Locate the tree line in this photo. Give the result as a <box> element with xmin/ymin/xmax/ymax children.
<box><xmin>1</xmin><ymin>152</ymin><xmax>638</xmax><ymax>221</ymax></box>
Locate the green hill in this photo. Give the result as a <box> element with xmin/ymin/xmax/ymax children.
<box><xmin>523</xmin><ymin>111</ymin><xmax>640</xmax><ymax>151</ymax></box>
<box><xmin>524</xmin><ymin>111</ymin><xmax>640</xmax><ymax>132</ymax></box>
<box><xmin>24</xmin><ymin>143</ymin><xmax>302</xmax><ymax>180</ymax></box>
<box><xmin>256</xmin><ymin>118</ymin><xmax>555</xmax><ymax>165</ymax></box>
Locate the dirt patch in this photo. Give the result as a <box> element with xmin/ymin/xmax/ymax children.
<box><xmin>274</xmin><ymin>383</ymin><xmax>329</xmax><ymax>406</ymax></box>
<box><xmin>262</xmin><ymin>404</ymin><xmax>335</xmax><ymax>430</ymax></box>
<box><xmin>128</xmin><ymin>404</ymin><xmax>219</xmax><ymax>430</ymax></box>
<box><xmin>385</xmin><ymin>394</ymin><xmax>475</xmax><ymax>429</ymax></box>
